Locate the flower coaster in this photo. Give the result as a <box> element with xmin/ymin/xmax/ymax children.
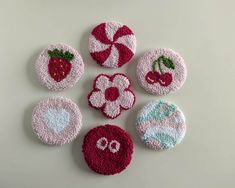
<box><xmin>136</xmin><ymin>100</ymin><xmax>186</xmax><ymax>150</ymax></box>
<box><xmin>89</xmin><ymin>21</ymin><xmax>137</xmax><ymax>68</ymax></box>
<box><xmin>136</xmin><ymin>48</ymin><xmax>187</xmax><ymax>95</ymax></box>
<box><xmin>32</xmin><ymin>97</ymin><xmax>82</xmax><ymax>146</ymax></box>
<box><xmin>36</xmin><ymin>43</ymin><xmax>84</xmax><ymax>91</ymax></box>
<box><xmin>88</xmin><ymin>73</ymin><xmax>135</xmax><ymax>119</ymax></box>
<box><xmin>82</xmin><ymin>124</ymin><xmax>133</xmax><ymax>175</ymax></box>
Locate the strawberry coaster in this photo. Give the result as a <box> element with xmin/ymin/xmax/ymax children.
<box><xmin>32</xmin><ymin>97</ymin><xmax>82</xmax><ymax>146</ymax></box>
<box><xmin>136</xmin><ymin>100</ymin><xmax>186</xmax><ymax>150</ymax></box>
<box><xmin>89</xmin><ymin>21</ymin><xmax>137</xmax><ymax>68</ymax></box>
<box><xmin>82</xmin><ymin>124</ymin><xmax>133</xmax><ymax>175</ymax></box>
<box><xmin>136</xmin><ymin>48</ymin><xmax>187</xmax><ymax>95</ymax></box>
<box><xmin>88</xmin><ymin>73</ymin><xmax>136</xmax><ymax>119</ymax></box>
<box><xmin>36</xmin><ymin>43</ymin><xmax>84</xmax><ymax>91</ymax></box>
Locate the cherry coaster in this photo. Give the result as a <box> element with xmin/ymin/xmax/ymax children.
<box><xmin>88</xmin><ymin>73</ymin><xmax>136</xmax><ymax>119</ymax></box>
<box><xmin>36</xmin><ymin>43</ymin><xmax>84</xmax><ymax>91</ymax></box>
<box><xmin>89</xmin><ymin>21</ymin><xmax>137</xmax><ymax>68</ymax></box>
<box><xmin>136</xmin><ymin>100</ymin><xmax>186</xmax><ymax>150</ymax></box>
<box><xmin>82</xmin><ymin>124</ymin><xmax>134</xmax><ymax>175</ymax></box>
<box><xmin>32</xmin><ymin>97</ymin><xmax>82</xmax><ymax>146</ymax></box>
<box><xmin>136</xmin><ymin>48</ymin><xmax>187</xmax><ymax>95</ymax></box>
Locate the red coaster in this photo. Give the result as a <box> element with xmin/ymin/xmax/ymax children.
<box><xmin>82</xmin><ymin>124</ymin><xmax>134</xmax><ymax>175</ymax></box>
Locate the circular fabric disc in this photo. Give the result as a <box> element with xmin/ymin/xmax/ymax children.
<box><xmin>136</xmin><ymin>48</ymin><xmax>187</xmax><ymax>95</ymax></box>
<box><xmin>82</xmin><ymin>124</ymin><xmax>133</xmax><ymax>175</ymax></box>
<box><xmin>32</xmin><ymin>97</ymin><xmax>82</xmax><ymax>146</ymax></box>
<box><xmin>89</xmin><ymin>21</ymin><xmax>137</xmax><ymax>68</ymax></box>
<box><xmin>36</xmin><ymin>43</ymin><xmax>84</xmax><ymax>91</ymax></box>
<box><xmin>88</xmin><ymin>73</ymin><xmax>136</xmax><ymax>119</ymax></box>
<box><xmin>136</xmin><ymin>100</ymin><xmax>186</xmax><ymax>150</ymax></box>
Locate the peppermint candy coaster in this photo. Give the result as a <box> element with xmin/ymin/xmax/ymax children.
<box><xmin>136</xmin><ymin>48</ymin><xmax>187</xmax><ymax>95</ymax></box>
<box><xmin>36</xmin><ymin>43</ymin><xmax>84</xmax><ymax>91</ymax></box>
<box><xmin>32</xmin><ymin>97</ymin><xmax>82</xmax><ymax>146</ymax></box>
<box><xmin>136</xmin><ymin>100</ymin><xmax>186</xmax><ymax>150</ymax></box>
<box><xmin>82</xmin><ymin>124</ymin><xmax>133</xmax><ymax>175</ymax></box>
<box><xmin>88</xmin><ymin>73</ymin><xmax>136</xmax><ymax>119</ymax></box>
<box><xmin>89</xmin><ymin>21</ymin><xmax>137</xmax><ymax>68</ymax></box>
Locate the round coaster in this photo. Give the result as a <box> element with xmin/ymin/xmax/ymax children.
<box><xmin>32</xmin><ymin>97</ymin><xmax>82</xmax><ymax>146</ymax></box>
<box><xmin>82</xmin><ymin>124</ymin><xmax>133</xmax><ymax>175</ymax></box>
<box><xmin>136</xmin><ymin>100</ymin><xmax>186</xmax><ymax>150</ymax></box>
<box><xmin>89</xmin><ymin>21</ymin><xmax>137</xmax><ymax>68</ymax></box>
<box><xmin>136</xmin><ymin>48</ymin><xmax>187</xmax><ymax>95</ymax></box>
<box><xmin>88</xmin><ymin>73</ymin><xmax>136</xmax><ymax>119</ymax></box>
<box><xmin>36</xmin><ymin>43</ymin><xmax>84</xmax><ymax>91</ymax></box>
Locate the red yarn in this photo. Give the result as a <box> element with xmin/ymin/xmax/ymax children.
<box><xmin>82</xmin><ymin>124</ymin><xmax>134</xmax><ymax>175</ymax></box>
<box><xmin>104</xmin><ymin>87</ymin><xmax>119</xmax><ymax>101</ymax></box>
<box><xmin>90</xmin><ymin>22</ymin><xmax>135</xmax><ymax>68</ymax></box>
<box><xmin>48</xmin><ymin>57</ymin><xmax>71</xmax><ymax>82</ymax></box>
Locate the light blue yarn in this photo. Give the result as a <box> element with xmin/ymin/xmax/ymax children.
<box><xmin>43</xmin><ymin>108</ymin><xmax>70</xmax><ymax>134</ymax></box>
<box><xmin>136</xmin><ymin>100</ymin><xmax>176</xmax><ymax>126</ymax></box>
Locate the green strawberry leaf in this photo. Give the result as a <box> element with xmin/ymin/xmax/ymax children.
<box><xmin>47</xmin><ymin>48</ymin><xmax>74</xmax><ymax>61</ymax></box>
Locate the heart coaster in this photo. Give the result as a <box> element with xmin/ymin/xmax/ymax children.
<box><xmin>32</xmin><ymin>97</ymin><xmax>82</xmax><ymax>146</ymax></box>
<box><xmin>89</xmin><ymin>21</ymin><xmax>137</xmax><ymax>68</ymax></box>
<box><xmin>82</xmin><ymin>124</ymin><xmax>133</xmax><ymax>175</ymax></box>
<box><xmin>136</xmin><ymin>48</ymin><xmax>187</xmax><ymax>95</ymax></box>
<box><xmin>36</xmin><ymin>43</ymin><xmax>84</xmax><ymax>91</ymax></box>
<box><xmin>136</xmin><ymin>100</ymin><xmax>186</xmax><ymax>150</ymax></box>
<box><xmin>88</xmin><ymin>73</ymin><xmax>136</xmax><ymax>119</ymax></box>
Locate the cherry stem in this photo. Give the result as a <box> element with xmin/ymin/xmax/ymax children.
<box><xmin>152</xmin><ymin>59</ymin><xmax>164</xmax><ymax>75</ymax></box>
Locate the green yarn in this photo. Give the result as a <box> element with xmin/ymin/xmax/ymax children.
<box><xmin>48</xmin><ymin>49</ymin><xmax>74</xmax><ymax>61</ymax></box>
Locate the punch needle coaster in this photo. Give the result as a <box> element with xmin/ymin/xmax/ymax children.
<box><xmin>36</xmin><ymin>43</ymin><xmax>84</xmax><ymax>91</ymax></box>
<box><xmin>136</xmin><ymin>100</ymin><xmax>186</xmax><ymax>150</ymax></box>
<box><xmin>89</xmin><ymin>21</ymin><xmax>137</xmax><ymax>68</ymax></box>
<box><xmin>32</xmin><ymin>97</ymin><xmax>82</xmax><ymax>146</ymax></box>
<box><xmin>88</xmin><ymin>73</ymin><xmax>136</xmax><ymax>119</ymax></box>
<box><xmin>82</xmin><ymin>124</ymin><xmax>134</xmax><ymax>175</ymax></box>
<box><xmin>136</xmin><ymin>48</ymin><xmax>187</xmax><ymax>95</ymax></box>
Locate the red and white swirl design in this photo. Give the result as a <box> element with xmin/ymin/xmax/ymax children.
<box><xmin>89</xmin><ymin>21</ymin><xmax>137</xmax><ymax>68</ymax></box>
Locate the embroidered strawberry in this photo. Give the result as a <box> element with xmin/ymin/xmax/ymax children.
<box><xmin>47</xmin><ymin>49</ymin><xmax>74</xmax><ymax>82</ymax></box>
<box><xmin>145</xmin><ymin>55</ymin><xmax>175</xmax><ymax>87</ymax></box>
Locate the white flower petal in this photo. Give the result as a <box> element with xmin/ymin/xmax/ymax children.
<box><xmin>112</xmin><ymin>74</ymin><xmax>130</xmax><ymax>91</ymax></box>
<box><xmin>119</xmin><ymin>91</ymin><xmax>135</xmax><ymax>109</ymax></box>
<box><xmin>115</xmin><ymin>34</ymin><xmax>136</xmax><ymax>53</ymax></box>
<box><xmin>89</xmin><ymin>35</ymin><xmax>110</xmax><ymax>53</ymax></box>
<box><xmin>103</xmin><ymin>101</ymin><xmax>121</xmax><ymax>118</ymax></box>
<box><xmin>95</xmin><ymin>75</ymin><xmax>111</xmax><ymax>91</ymax></box>
<box><xmin>102</xmin><ymin>45</ymin><xmax>119</xmax><ymax>68</ymax></box>
<box><xmin>105</xmin><ymin>21</ymin><xmax>123</xmax><ymax>41</ymax></box>
<box><xmin>89</xmin><ymin>91</ymin><xmax>105</xmax><ymax>108</ymax></box>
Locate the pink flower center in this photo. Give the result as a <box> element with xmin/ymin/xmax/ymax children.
<box><xmin>105</xmin><ymin>87</ymin><xmax>119</xmax><ymax>101</ymax></box>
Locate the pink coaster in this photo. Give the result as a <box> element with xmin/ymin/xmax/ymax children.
<box><xmin>32</xmin><ymin>97</ymin><xmax>82</xmax><ymax>146</ymax></box>
<box><xmin>88</xmin><ymin>73</ymin><xmax>136</xmax><ymax>119</ymax></box>
<box><xmin>82</xmin><ymin>124</ymin><xmax>134</xmax><ymax>175</ymax></box>
<box><xmin>136</xmin><ymin>48</ymin><xmax>187</xmax><ymax>95</ymax></box>
<box><xmin>89</xmin><ymin>21</ymin><xmax>137</xmax><ymax>68</ymax></box>
<box><xmin>36</xmin><ymin>43</ymin><xmax>84</xmax><ymax>91</ymax></box>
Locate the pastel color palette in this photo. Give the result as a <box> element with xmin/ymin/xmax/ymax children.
<box><xmin>136</xmin><ymin>100</ymin><xmax>186</xmax><ymax>150</ymax></box>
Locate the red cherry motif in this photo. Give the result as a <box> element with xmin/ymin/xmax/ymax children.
<box><xmin>145</xmin><ymin>71</ymin><xmax>161</xmax><ymax>84</ymax></box>
<box><xmin>47</xmin><ymin>49</ymin><xmax>74</xmax><ymax>82</ymax></box>
<box><xmin>145</xmin><ymin>56</ymin><xmax>175</xmax><ymax>87</ymax></box>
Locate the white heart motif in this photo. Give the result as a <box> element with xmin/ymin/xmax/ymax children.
<box><xmin>43</xmin><ymin>108</ymin><xmax>70</xmax><ymax>134</ymax></box>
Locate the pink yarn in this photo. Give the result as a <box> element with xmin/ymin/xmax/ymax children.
<box><xmin>88</xmin><ymin>73</ymin><xmax>136</xmax><ymax>119</ymax></box>
<box><xmin>36</xmin><ymin>43</ymin><xmax>84</xmax><ymax>91</ymax></box>
<box><xmin>32</xmin><ymin>97</ymin><xmax>82</xmax><ymax>146</ymax></box>
<box><xmin>136</xmin><ymin>48</ymin><xmax>187</xmax><ymax>95</ymax></box>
